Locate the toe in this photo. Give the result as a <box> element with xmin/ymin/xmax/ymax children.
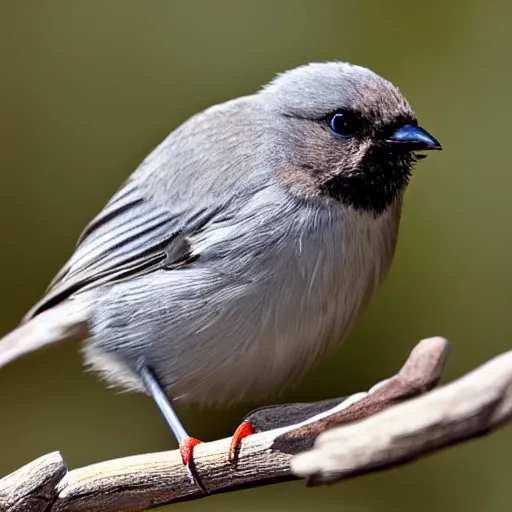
<box><xmin>229</xmin><ymin>421</ymin><xmax>255</xmax><ymax>464</ymax></box>
<box><xmin>179</xmin><ymin>437</ymin><xmax>203</xmax><ymax>466</ymax></box>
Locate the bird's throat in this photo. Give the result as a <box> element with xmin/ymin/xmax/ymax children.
<box><xmin>320</xmin><ymin>149</ymin><xmax>416</xmax><ymax>215</ymax></box>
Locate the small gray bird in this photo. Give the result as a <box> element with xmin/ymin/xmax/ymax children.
<box><xmin>0</xmin><ymin>62</ymin><xmax>440</xmax><ymax>484</ymax></box>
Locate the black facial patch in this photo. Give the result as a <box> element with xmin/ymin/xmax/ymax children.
<box><xmin>320</xmin><ymin>146</ymin><xmax>418</xmax><ymax>215</ymax></box>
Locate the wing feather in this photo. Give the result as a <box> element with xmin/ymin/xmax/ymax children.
<box><xmin>24</xmin><ymin>179</ymin><xmax>190</xmax><ymax>321</ymax></box>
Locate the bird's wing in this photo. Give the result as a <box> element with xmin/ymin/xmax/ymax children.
<box><xmin>23</xmin><ymin>177</ymin><xmax>221</xmax><ymax>322</ymax></box>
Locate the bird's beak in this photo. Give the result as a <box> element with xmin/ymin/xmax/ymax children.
<box><xmin>386</xmin><ymin>125</ymin><xmax>442</xmax><ymax>151</ymax></box>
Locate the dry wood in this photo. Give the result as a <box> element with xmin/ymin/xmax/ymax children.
<box><xmin>1</xmin><ymin>337</ymin><xmax>511</xmax><ymax>511</ymax></box>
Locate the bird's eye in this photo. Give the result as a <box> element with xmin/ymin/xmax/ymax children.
<box><xmin>329</xmin><ymin>111</ymin><xmax>361</xmax><ymax>137</ymax></box>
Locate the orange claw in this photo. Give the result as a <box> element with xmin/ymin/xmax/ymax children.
<box><xmin>229</xmin><ymin>421</ymin><xmax>255</xmax><ymax>464</ymax></box>
<box><xmin>179</xmin><ymin>437</ymin><xmax>203</xmax><ymax>466</ymax></box>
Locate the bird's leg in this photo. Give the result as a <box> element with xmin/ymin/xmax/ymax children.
<box><xmin>138</xmin><ymin>364</ymin><xmax>206</xmax><ymax>492</ymax></box>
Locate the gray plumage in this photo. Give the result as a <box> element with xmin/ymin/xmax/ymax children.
<box><xmin>0</xmin><ymin>62</ymin><xmax>440</xmax><ymax>406</ymax></box>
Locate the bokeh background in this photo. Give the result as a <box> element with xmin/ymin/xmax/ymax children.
<box><xmin>1</xmin><ymin>1</ymin><xmax>511</xmax><ymax>510</ymax></box>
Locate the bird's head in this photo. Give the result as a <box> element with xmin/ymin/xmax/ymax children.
<box><xmin>262</xmin><ymin>62</ymin><xmax>441</xmax><ymax>214</ymax></box>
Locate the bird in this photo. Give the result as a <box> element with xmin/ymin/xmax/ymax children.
<box><xmin>0</xmin><ymin>61</ymin><xmax>441</xmax><ymax>489</ymax></box>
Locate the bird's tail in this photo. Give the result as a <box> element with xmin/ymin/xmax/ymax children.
<box><xmin>0</xmin><ymin>300</ymin><xmax>90</xmax><ymax>368</ymax></box>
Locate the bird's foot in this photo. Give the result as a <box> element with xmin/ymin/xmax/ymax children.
<box><xmin>178</xmin><ymin>437</ymin><xmax>207</xmax><ymax>492</ymax></box>
<box><xmin>228</xmin><ymin>421</ymin><xmax>255</xmax><ymax>465</ymax></box>
<box><xmin>179</xmin><ymin>436</ymin><xmax>203</xmax><ymax>466</ymax></box>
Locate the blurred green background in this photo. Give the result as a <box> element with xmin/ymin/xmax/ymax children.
<box><xmin>0</xmin><ymin>1</ymin><xmax>511</xmax><ymax>510</ymax></box>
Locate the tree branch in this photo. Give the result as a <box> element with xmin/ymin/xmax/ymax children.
<box><xmin>292</xmin><ymin>345</ymin><xmax>512</xmax><ymax>484</ymax></box>
<box><xmin>1</xmin><ymin>337</ymin><xmax>511</xmax><ymax>511</ymax></box>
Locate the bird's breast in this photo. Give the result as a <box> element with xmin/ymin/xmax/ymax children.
<box><xmin>252</xmin><ymin>204</ymin><xmax>398</xmax><ymax>375</ymax></box>
<box><xmin>179</xmin><ymin>199</ymin><xmax>401</xmax><ymax>404</ymax></box>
